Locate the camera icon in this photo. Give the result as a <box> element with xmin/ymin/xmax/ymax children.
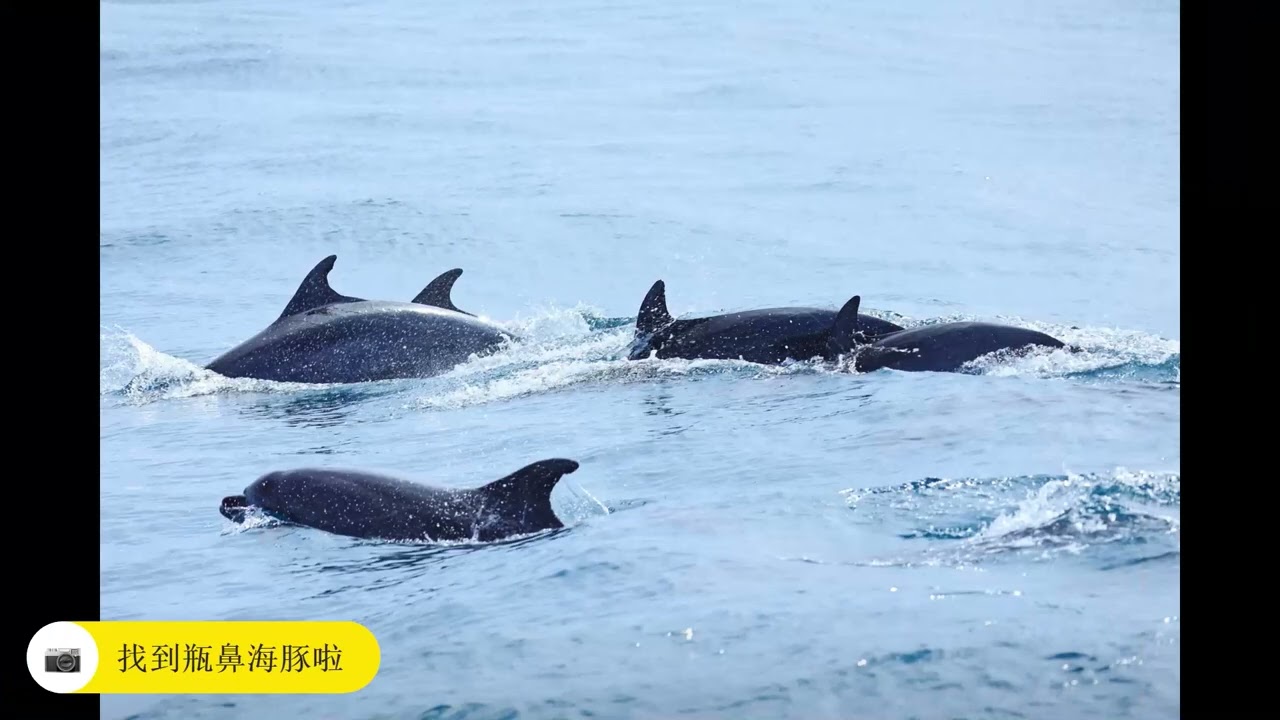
<box><xmin>44</xmin><ymin>648</ymin><xmax>80</xmax><ymax>673</ymax></box>
<box><xmin>28</xmin><ymin>623</ymin><xmax>97</xmax><ymax>693</ymax></box>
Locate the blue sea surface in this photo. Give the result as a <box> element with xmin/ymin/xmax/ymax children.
<box><xmin>100</xmin><ymin>1</ymin><xmax>1180</xmax><ymax>718</ymax></box>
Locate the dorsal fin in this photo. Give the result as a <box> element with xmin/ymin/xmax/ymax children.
<box><xmin>477</xmin><ymin>458</ymin><xmax>579</xmax><ymax>529</ymax></box>
<box><xmin>277</xmin><ymin>255</ymin><xmax>364</xmax><ymax>321</ymax></box>
<box><xmin>411</xmin><ymin>268</ymin><xmax>470</xmax><ymax>315</ymax></box>
<box><xmin>636</xmin><ymin>280</ymin><xmax>674</xmax><ymax>336</ymax></box>
<box><xmin>826</xmin><ymin>294</ymin><xmax>865</xmax><ymax>357</ymax></box>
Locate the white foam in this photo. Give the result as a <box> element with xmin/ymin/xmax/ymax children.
<box><xmin>101</xmin><ymin>326</ymin><xmax>331</xmax><ymax>403</ymax></box>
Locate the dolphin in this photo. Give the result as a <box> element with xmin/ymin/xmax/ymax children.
<box><xmin>205</xmin><ymin>255</ymin><xmax>516</xmax><ymax>384</ymax></box>
<box><xmin>828</xmin><ymin>296</ymin><xmax>1068</xmax><ymax>373</ymax></box>
<box><xmin>626</xmin><ymin>280</ymin><xmax>905</xmax><ymax>365</ymax></box>
<box><xmin>219</xmin><ymin>458</ymin><xmax>581</xmax><ymax>543</ymax></box>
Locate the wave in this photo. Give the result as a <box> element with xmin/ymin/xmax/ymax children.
<box><xmin>842</xmin><ymin>468</ymin><xmax>1180</xmax><ymax>567</ymax></box>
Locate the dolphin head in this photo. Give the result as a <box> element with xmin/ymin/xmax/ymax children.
<box><xmin>231</xmin><ymin>468</ymin><xmax>400</xmax><ymax>537</ymax></box>
<box><xmin>241</xmin><ymin>470</ymin><xmax>301</xmax><ymax>512</ymax></box>
<box><xmin>219</xmin><ymin>494</ymin><xmax>250</xmax><ymax>523</ymax></box>
<box><xmin>219</xmin><ymin>470</ymin><xmax>292</xmax><ymax>523</ymax></box>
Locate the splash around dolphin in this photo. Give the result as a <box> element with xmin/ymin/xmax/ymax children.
<box><xmin>204</xmin><ymin>255</ymin><xmax>517</xmax><ymax>384</ymax></box>
<box><xmin>829</xmin><ymin>296</ymin><xmax>1069</xmax><ymax>373</ymax></box>
<box><xmin>219</xmin><ymin>458</ymin><xmax>581</xmax><ymax>543</ymax></box>
<box><xmin>625</xmin><ymin>279</ymin><xmax>905</xmax><ymax>365</ymax></box>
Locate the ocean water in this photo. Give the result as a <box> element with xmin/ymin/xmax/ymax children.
<box><xmin>99</xmin><ymin>1</ymin><xmax>1180</xmax><ymax>718</ymax></box>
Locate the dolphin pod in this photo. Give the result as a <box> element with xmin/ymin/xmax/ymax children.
<box><xmin>205</xmin><ymin>256</ymin><xmax>516</xmax><ymax>384</ymax></box>
<box><xmin>625</xmin><ymin>279</ymin><xmax>1064</xmax><ymax>371</ymax></box>
<box><xmin>626</xmin><ymin>280</ymin><xmax>905</xmax><ymax>364</ymax></box>
<box><xmin>211</xmin><ymin>258</ymin><xmax>1075</xmax><ymax>543</ymax></box>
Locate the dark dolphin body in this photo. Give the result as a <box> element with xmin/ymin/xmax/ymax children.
<box><xmin>626</xmin><ymin>280</ymin><xmax>904</xmax><ymax>365</ymax></box>
<box><xmin>205</xmin><ymin>256</ymin><xmax>516</xmax><ymax>384</ymax></box>
<box><xmin>829</xmin><ymin>296</ymin><xmax>1068</xmax><ymax>373</ymax></box>
<box><xmin>219</xmin><ymin>458</ymin><xmax>580</xmax><ymax>543</ymax></box>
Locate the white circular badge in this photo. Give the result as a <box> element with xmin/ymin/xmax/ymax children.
<box><xmin>27</xmin><ymin>621</ymin><xmax>99</xmax><ymax>693</ymax></box>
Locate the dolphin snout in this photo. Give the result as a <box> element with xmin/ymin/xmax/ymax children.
<box><xmin>220</xmin><ymin>495</ymin><xmax>249</xmax><ymax>523</ymax></box>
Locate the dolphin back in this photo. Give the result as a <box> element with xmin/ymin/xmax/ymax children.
<box><xmin>206</xmin><ymin>301</ymin><xmax>513</xmax><ymax>383</ymax></box>
<box><xmin>235</xmin><ymin>468</ymin><xmax>472</xmax><ymax>541</ymax></box>
<box><xmin>855</xmin><ymin>321</ymin><xmax>1066</xmax><ymax>373</ymax></box>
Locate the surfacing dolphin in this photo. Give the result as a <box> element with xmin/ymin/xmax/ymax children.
<box><xmin>829</xmin><ymin>296</ymin><xmax>1068</xmax><ymax>373</ymax></box>
<box><xmin>219</xmin><ymin>458</ymin><xmax>581</xmax><ymax>543</ymax></box>
<box><xmin>626</xmin><ymin>280</ymin><xmax>905</xmax><ymax>365</ymax></box>
<box><xmin>205</xmin><ymin>255</ymin><xmax>515</xmax><ymax>384</ymax></box>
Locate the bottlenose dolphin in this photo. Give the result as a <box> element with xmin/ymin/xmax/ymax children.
<box><xmin>626</xmin><ymin>280</ymin><xmax>904</xmax><ymax>364</ymax></box>
<box><xmin>205</xmin><ymin>256</ymin><xmax>515</xmax><ymax>384</ymax></box>
<box><xmin>219</xmin><ymin>458</ymin><xmax>580</xmax><ymax>543</ymax></box>
<box><xmin>829</xmin><ymin>296</ymin><xmax>1068</xmax><ymax>373</ymax></box>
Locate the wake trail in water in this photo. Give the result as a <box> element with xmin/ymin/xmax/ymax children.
<box><xmin>100</xmin><ymin>326</ymin><xmax>323</xmax><ymax>402</ymax></box>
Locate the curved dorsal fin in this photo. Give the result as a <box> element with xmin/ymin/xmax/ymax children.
<box><xmin>277</xmin><ymin>255</ymin><xmax>364</xmax><ymax>321</ymax></box>
<box><xmin>636</xmin><ymin>280</ymin><xmax>674</xmax><ymax>336</ymax></box>
<box><xmin>826</xmin><ymin>294</ymin><xmax>864</xmax><ymax>357</ymax></box>
<box><xmin>476</xmin><ymin>458</ymin><xmax>579</xmax><ymax>531</ymax></box>
<box><xmin>411</xmin><ymin>268</ymin><xmax>471</xmax><ymax>315</ymax></box>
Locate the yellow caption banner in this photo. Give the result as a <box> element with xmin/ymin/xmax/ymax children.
<box><xmin>68</xmin><ymin>621</ymin><xmax>380</xmax><ymax>694</ymax></box>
